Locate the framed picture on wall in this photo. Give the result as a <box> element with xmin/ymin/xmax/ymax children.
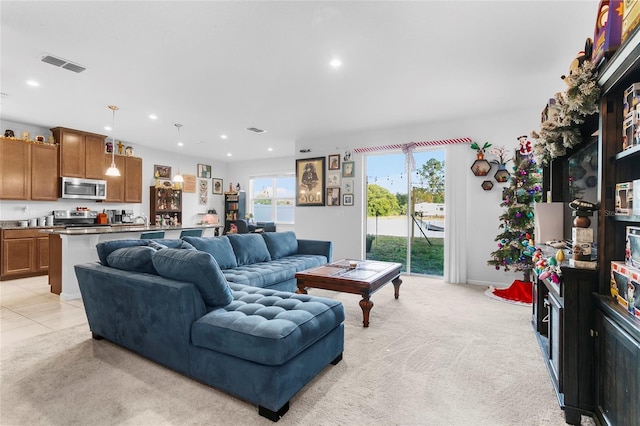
<box><xmin>342</xmin><ymin>179</ymin><xmax>354</xmax><ymax>194</ymax></box>
<box><xmin>212</xmin><ymin>178</ymin><xmax>223</xmax><ymax>195</ymax></box>
<box><xmin>328</xmin><ymin>154</ymin><xmax>340</xmax><ymax>170</ymax></box>
<box><xmin>154</xmin><ymin>164</ymin><xmax>171</xmax><ymax>179</ymax></box>
<box><xmin>327</xmin><ymin>171</ymin><xmax>341</xmax><ymax>187</ymax></box>
<box><xmin>343</xmin><ymin>193</ymin><xmax>354</xmax><ymax>206</ymax></box>
<box><xmin>327</xmin><ymin>187</ymin><xmax>340</xmax><ymax>206</ymax></box>
<box><xmin>296</xmin><ymin>157</ymin><xmax>325</xmax><ymax>206</ymax></box>
<box><xmin>198</xmin><ymin>164</ymin><xmax>212</xmax><ymax>179</ymax></box>
<box><xmin>342</xmin><ymin>161</ymin><xmax>355</xmax><ymax>178</ymax></box>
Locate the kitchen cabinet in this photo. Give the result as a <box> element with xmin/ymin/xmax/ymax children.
<box><xmin>85</xmin><ymin>134</ymin><xmax>107</xmax><ymax>179</ymax></box>
<box><xmin>0</xmin><ymin>228</ymin><xmax>50</xmax><ymax>281</ymax></box>
<box><xmin>0</xmin><ymin>137</ymin><xmax>29</xmax><ymax>199</ymax></box>
<box><xmin>30</xmin><ymin>143</ymin><xmax>59</xmax><ymax>200</ymax></box>
<box><xmin>124</xmin><ymin>156</ymin><xmax>142</xmax><ymax>203</ymax></box>
<box><xmin>0</xmin><ymin>138</ymin><xmax>58</xmax><ymax>201</ymax></box>
<box><xmin>52</xmin><ymin>126</ymin><xmax>106</xmax><ymax>179</ymax></box>
<box><xmin>103</xmin><ymin>154</ymin><xmax>125</xmax><ymax>202</ymax></box>
<box><xmin>101</xmin><ymin>154</ymin><xmax>142</xmax><ymax>203</ymax></box>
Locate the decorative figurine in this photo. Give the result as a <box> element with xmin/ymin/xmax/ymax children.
<box><xmin>4</xmin><ymin>129</ymin><xmax>15</xmax><ymax>138</ymax></box>
<box><xmin>117</xmin><ymin>141</ymin><xmax>124</xmax><ymax>155</ymax></box>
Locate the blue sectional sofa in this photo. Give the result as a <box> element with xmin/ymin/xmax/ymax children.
<box><xmin>76</xmin><ymin>232</ymin><xmax>343</xmax><ymax>421</ymax></box>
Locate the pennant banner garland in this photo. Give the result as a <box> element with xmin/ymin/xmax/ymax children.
<box><xmin>354</xmin><ymin>137</ymin><xmax>472</xmax><ymax>154</ymax></box>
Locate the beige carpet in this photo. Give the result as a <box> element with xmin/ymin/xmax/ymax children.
<box><xmin>1</xmin><ymin>276</ymin><xmax>592</xmax><ymax>425</ymax></box>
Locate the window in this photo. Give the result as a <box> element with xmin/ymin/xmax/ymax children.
<box><xmin>249</xmin><ymin>175</ymin><xmax>295</xmax><ymax>223</ymax></box>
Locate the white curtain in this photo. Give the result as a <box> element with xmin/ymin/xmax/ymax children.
<box><xmin>444</xmin><ymin>144</ymin><xmax>467</xmax><ymax>283</ymax></box>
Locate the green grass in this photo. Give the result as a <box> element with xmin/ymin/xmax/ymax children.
<box><xmin>366</xmin><ymin>235</ymin><xmax>444</xmax><ymax>276</ymax></box>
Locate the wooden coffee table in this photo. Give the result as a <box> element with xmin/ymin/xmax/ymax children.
<box><xmin>295</xmin><ymin>259</ymin><xmax>402</xmax><ymax>327</ymax></box>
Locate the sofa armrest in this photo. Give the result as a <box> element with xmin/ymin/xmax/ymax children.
<box><xmin>74</xmin><ymin>263</ymin><xmax>207</xmax><ymax>375</ymax></box>
<box><xmin>297</xmin><ymin>239</ymin><xmax>332</xmax><ymax>262</ymax></box>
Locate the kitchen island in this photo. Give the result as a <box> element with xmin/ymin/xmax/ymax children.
<box><xmin>46</xmin><ymin>224</ymin><xmax>222</xmax><ymax>300</ymax></box>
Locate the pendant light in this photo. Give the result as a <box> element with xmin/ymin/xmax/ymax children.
<box><xmin>105</xmin><ymin>105</ymin><xmax>121</xmax><ymax>177</ymax></box>
<box><xmin>173</xmin><ymin>123</ymin><xmax>184</xmax><ymax>183</ymax></box>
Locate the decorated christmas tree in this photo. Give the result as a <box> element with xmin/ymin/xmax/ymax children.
<box><xmin>488</xmin><ymin>138</ymin><xmax>542</xmax><ymax>283</ymax></box>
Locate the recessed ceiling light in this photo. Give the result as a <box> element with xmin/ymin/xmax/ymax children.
<box><xmin>227</xmin><ymin>153</ymin><xmax>232</xmax><ymax>157</ymax></box>
<box><xmin>177</xmin><ymin>142</ymin><xmax>184</xmax><ymax>147</ymax></box>
<box><xmin>104</xmin><ymin>126</ymin><xmax>112</xmax><ymax>131</ymax></box>
<box><xmin>329</xmin><ymin>58</ymin><xmax>342</xmax><ymax>68</ymax></box>
<box><xmin>268</xmin><ymin>147</ymin><xmax>273</xmax><ymax>151</ymax></box>
<box><xmin>149</xmin><ymin>114</ymin><xmax>157</xmax><ymax>120</ymax></box>
<box><xmin>221</xmin><ymin>134</ymin><xmax>228</xmax><ymax>139</ymax></box>
<box><xmin>26</xmin><ymin>80</ymin><xmax>40</xmax><ymax>87</ymax></box>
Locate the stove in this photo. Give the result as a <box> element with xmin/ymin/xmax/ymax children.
<box><xmin>53</xmin><ymin>210</ymin><xmax>103</xmax><ymax>228</ymax></box>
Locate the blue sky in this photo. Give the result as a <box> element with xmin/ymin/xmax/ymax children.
<box><xmin>366</xmin><ymin>149</ymin><xmax>445</xmax><ymax>194</ymax></box>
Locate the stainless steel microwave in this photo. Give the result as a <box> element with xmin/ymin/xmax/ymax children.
<box><xmin>61</xmin><ymin>177</ymin><xmax>107</xmax><ymax>200</ymax></box>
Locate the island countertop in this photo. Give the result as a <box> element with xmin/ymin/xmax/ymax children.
<box><xmin>44</xmin><ymin>224</ymin><xmax>222</xmax><ymax>235</ymax></box>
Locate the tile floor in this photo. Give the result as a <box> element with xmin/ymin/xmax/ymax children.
<box><xmin>0</xmin><ymin>275</ymin><xmax>87</xmax><ymax>347</ymax></box>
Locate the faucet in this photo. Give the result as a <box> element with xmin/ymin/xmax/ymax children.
<box><xmin>133</xmin><ymin>215</ymin><xmax>149</xmax><ymax>227</ymax></box>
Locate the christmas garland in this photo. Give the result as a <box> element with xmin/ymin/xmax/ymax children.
<box><xmin>531</xmin><ymin>60</ymin><xmax>600</xmax><ymax>165</ymax></box>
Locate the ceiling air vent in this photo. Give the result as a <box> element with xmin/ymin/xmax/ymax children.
<box><xmin>246</xmin><ymin>127</ymin><xmax>266</xmax><ymax>134</ymax></box>
<box><xmin>41</xmin><ymin>54</ymin><xmax>86</xmax><ymax>73</ymax></box>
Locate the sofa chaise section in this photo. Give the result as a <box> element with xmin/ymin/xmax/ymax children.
<box><xmin>75</xmin><ymin>239</ymin><xmax>343</xmax><ymax>421</ymax></box>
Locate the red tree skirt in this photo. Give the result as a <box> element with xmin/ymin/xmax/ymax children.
<box><xmin>485</xmin><ymin>280</ymin><xmax>532</xmax><ymax>306</ymax></box>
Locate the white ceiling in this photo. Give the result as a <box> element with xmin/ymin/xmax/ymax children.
<box><xmin>1</xmin><ymin>1</ymin><xmax>598</xmax><ymax>162</ymax></box>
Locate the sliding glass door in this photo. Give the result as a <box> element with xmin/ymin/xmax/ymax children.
<box><xmin>365</xmin><ymin>149</ymin><xmax>444</xmax><ymax>276</ymax></box>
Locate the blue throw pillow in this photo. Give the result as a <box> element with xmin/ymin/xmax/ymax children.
<box><xmin>226</xmin><ymin>234</ymin><xmax>272</xmax><ymax>266</ymax></box>
<box><xmin>96</xmin><ymin>239</ymin><xmax>148</xmax><ymax>266</ymax></box>
<box><xmin>262</xmin><ymin>231</ymin><xmax>298</xmax><ymax>260</ymax></box>
<box><xmin>107</xmin><ymin>246</ymin><xmax>158</xmax><ymax>275</ymax></box>
<box><xmin>152</xmin><ymin>249</ymin><xmax>233</xmax><ymax>308</ymax></box>
<box><xmin>181</xmin><ymin>236</ymin><xmax>238</xmax><ymax>269</ymax></box>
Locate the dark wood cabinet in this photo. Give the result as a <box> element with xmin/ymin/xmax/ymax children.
<box><xmin>532</xmin><ymin>267</ymin><xmax>598</xmax><ymax>425</ymax></box>
<box><xmin>534</xmin><ymin>29</ymin><xmax>640</xmax><ymax>425</ymax></box>
<box><xmin>590</xmin><ymin>30</ymin><xmax>640</xmax><ymax>426</ymax></box>
<box><xmin>0</xmin><ymin>229</ymin><xmax>50</xmax><ymax>280</ymax></box>
<box><xmin>150</xmin><ymin>186</ymin><xmax>182</xmax><ymax>225</ymax></box>
<box><xmin>594</xmin><ymin>296</ymin><xmax>640</xmax><ymax>426</ymax></box>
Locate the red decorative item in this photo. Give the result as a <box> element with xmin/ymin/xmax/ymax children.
<box><xmin>517</xmin><ymin>135</ymin><xmax>532</xmax><ymax>155</ymax></box>
<box><xmin>485</xmin><ymin>280</ymin><xmax>533</xmax><ymax>305</ymax></box>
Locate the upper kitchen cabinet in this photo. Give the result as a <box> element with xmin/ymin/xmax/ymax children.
<box><xmin>103</xmin><ymin>154</ymin><xmax>125</xmax><ymax>202</ymax></box>
<box><xmin>102</xmin><ymin>154</ymin><xmax>142</xmax><ymax>203</ymax></box>
<box><xmin>124</xmin><ymin>156</ymin><xmax>143</xmax><ymax>203</ymax></box>
<box><xmin>0</xmin><ymin>138</ymin><xmax>58</xmax><ymax>201</ymax></box>
<box><xmin>0</xmin><ymin>137</ymin><xmax>29</xmax><ymax>199</ymax></box>
<box><xmin>30</xmin><ymin>143</ymin><xmax>58</xmax><ymax>200</ymax></box>
<box><xmin>52</xmin><ymin>127</ymin><xmax>106</xmax><ymax>178</ymax></box>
